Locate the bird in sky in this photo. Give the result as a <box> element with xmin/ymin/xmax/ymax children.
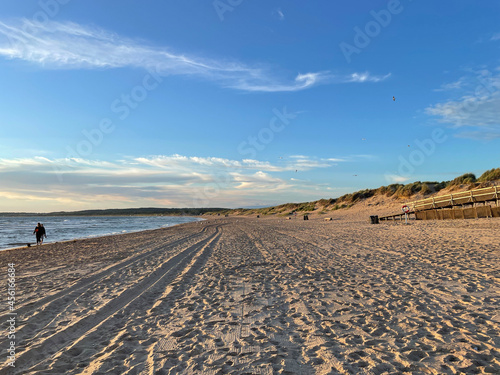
<box><xmin>393</xmin><ymin>96</ymin><xmax>396</xmax><ymax>101</ymax></box>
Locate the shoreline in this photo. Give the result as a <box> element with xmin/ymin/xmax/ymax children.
<box><xmin>0</xmin><ymin>216</ymin><xmax>204</xmax><ymax>252</ymax></box>
<box><xmin>1</xmin><ymin>216</ymin><xmax>498</xmax><ymax>374</ymax></box>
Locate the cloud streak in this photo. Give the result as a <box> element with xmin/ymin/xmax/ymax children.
<box><xmin>0</xmin><ymin>18</ymin><xmax>389</xmax><ymax>92</ymax></box>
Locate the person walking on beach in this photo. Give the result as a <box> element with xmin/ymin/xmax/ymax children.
<box><xmin>39</xmin><ymin>224</ymin><xmax>47</xmax><ymax>245</ymax></box>
<box><xmin>33</xmin><ymin>223</ymin><xmax>42</xmax><ymax>245</ymax></box>
<box><xmin>33</xmin><ymin>223</ymin><xmax>47</xmax><ymax>245</ymax></box>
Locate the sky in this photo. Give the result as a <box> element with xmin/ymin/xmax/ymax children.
<box><xmin>0</xmin><ymin>1</ymin><xmax>499</xmax><ymax>212</ymax></box>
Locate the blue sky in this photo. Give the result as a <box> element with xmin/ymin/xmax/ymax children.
<box><xmin>0</xmin><ymin>1</ymin><xmax>499</xmax><ymax>211</ymax></box>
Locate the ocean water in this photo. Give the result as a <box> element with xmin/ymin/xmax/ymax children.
<box><xmin>0</xmin><ymin>216</ymin><xmax>202</xmax><ymax>251</ymax></box>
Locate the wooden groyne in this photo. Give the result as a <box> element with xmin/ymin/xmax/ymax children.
<box><xmin>378</xmin><ymin>186</ymin><xmax>500</xmax><ymax>221</ymax></box>
<box><xmin>412</xmin><ymin>186</ymin><xmax>499</xmax><ymax>211</ymax></box>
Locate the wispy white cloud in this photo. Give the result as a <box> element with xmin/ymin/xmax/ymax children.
<box><xmin>287</xmin><ymin>155</ymin><xmax>354</xmax><ymax>170</ymax></box>
<box><xmin>346</xmin><ymin>72</ymin><xmax>391</xmax><ymax>83</ymax></box>
<box><xmin>0</xmin><ymin>19</ymin><xmax>388</xmax><ymax>92</ymax></box>
<box><xmin>276</xmin><ymin>8</ymin><xmax>285</xmax><ymax>21</ymax></box>
<box><xmin>426</xmin><ymin>96</ymin><xmax>500</xmax><ymax>127</ymax></box>
<box><xmin>426</xmin><ymin>68</ymin><xmax>500</xmax><ymax>140</ymax></box>
<box><xmin>491</xmin><ymin>33</ymin><xmax>500</xmax><ymax>41</ymax></box>
<box><xmin>475</xmin><ymin>33</ymin><xmax>500</xmax><ymax>44</ymax></box>
<box><xmin>235</xmin><ymin>72</ymin><xmax>331</xmax><ymax>92</ymax></box>
<box><xmin>433</xmin><ymin>77</ymin><xmax>466</xmax><ymax>92</ymax></box>
<box><xmin>455</xmin><ymin>129</ymin><xmax>500</xmax><ymax>140</ymax></box>
<box><xmin>288</xmin><ymin>158</ymin><xmax>332</xmax><ymax>170</ymax></box>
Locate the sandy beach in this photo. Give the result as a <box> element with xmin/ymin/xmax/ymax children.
<box><xmin>0</xmin><ymin>214</ymin><xmax>499</xmax><ymax>374</ymax></box>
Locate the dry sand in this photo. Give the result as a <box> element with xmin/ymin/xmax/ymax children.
<box><xmin>0</xmin><ymin>213</ymin><xmax>499</xmax><ymax>374</ymax></box>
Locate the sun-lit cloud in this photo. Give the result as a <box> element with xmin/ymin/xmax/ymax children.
<box><xmin>0</xmin><ymin>154</ymin><xmax>349</xmax><ymax>211</ymax></box>
<box><xmin>384</xmin><ymin>174</ymin><xmax>410</xmax><ymax>183</ymax></box>
<box><xmin>232</xmin><ymin>171</ymin><xmax>287</xmax><ymax>190</ymax></box>
<box><xmin>133</xmin><ymin>155</ymin><xmax>345</xmax><ymax>173</ymax></box>
<box><xmin>0</xmin><ymin>19</ymin><xmax>388</xmax><ymax>93</ymax></box>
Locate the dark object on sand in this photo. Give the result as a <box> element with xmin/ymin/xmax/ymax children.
<box><xmin>370</xmin><ymin>215</ymin><xmax>379</xmax><ymax>224</ymax></box>
<box><xmin>27</xmin><ymin>243</ymin><xmax>31</xmax><ymax>247</ymax></box>
<box><xmin>303</xmin><ymin>215</ymin><xmax>309</xmax><ymax>220</ymax></box>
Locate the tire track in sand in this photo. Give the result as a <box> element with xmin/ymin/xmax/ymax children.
<box><xmin>2</xmin><ymin>225</ymin><xmax>222</xmax><ymax>374</ymax></box>
<box><xmin>0</xmin><ymin>224</ymin><xmax>217</xmax><ymax>357</ymax></box>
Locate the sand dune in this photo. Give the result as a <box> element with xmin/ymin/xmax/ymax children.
<box><xmin>0</xmin><ymin>215</ymin><xmax>498</xmax><ymax>374</ymax></box>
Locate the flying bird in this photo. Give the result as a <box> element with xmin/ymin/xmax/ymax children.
<box><xmin>393</xmin><ymin>96</ymin><xmax>396</xmax><ymax>101</ymax></box>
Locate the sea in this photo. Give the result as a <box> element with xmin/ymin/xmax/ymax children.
<box><xmin>0</xmin><ymin>216</ymin><xmax>203</xmax><ymax>251</ymax></box>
